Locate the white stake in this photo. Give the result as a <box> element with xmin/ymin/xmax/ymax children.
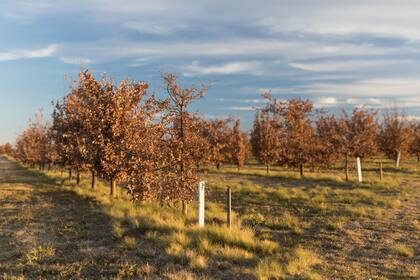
<box><xmin>198</xmin><ymin>181</ymin><xmax>205</xmax><ymax>227</ymax></box>
<box><xmin>356</xmin><ymin>157</ymin><xmax>362</xmax><ymax>183</ymax></box>
<box><xmin>396</xmin><ymin>151</ymin><xmax>401</xmax><ymax>168</ymax></box>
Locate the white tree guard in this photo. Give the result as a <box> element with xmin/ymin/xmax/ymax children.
<box><xmin>396</xmin><ymin>151</ymin><xmax>401</xmax><ymax>168</ymax></box>
<box><xmin>356</xmin><ymin>157</ymin><xmax>362</xmax><ymax>183</ymax></box>
<box><xmin>198</xmin><ymin>181</ymin><xmax>205</xmax><ymax>227</ymax></box>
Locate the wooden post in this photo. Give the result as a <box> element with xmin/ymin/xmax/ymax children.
<box><xmin>182</xmin><ymin>201</ymin><xmax>188</xmax><ymax>215</ymax></box>
<box><xmin>198</xmin><ymin>181</ymin><xmax>205</xmax><ymax>227</ymax></box>
<box><xmin>76</xmin><ymin>171</ymin><xmax>81</xmax><ymax>185</ymax></box>
<box><xmin>227</xmin><ymin>187</ymin><xmax>232</xmax><ymax>228</ymax></box>
<box><xmin>345</xmin><ymin>155</ymin><xmax>349</xmax><ymax>181</ymax></box>
<box><xmin>379</xmin><ymin>161</ymin><xmax>383</xmax><ymax>180</ymax></box>
<box><xmin>91</xmin><ymin>170</ymin><xmax>96</xmax><ymax>189</ymax></box>
<box><xmin>396</xmin><ymin>151</ymin><xmax>401</xmax><ymax>168</ymax></box>
<box><xmin>356</xmin><ymin>157</ymin><xmax>362</xmax><ymax>183</ymax></box>
<box><xmin>110</xmin><ymin>179</ymin><xmax>116</xmax><ymax>197</ymax></box>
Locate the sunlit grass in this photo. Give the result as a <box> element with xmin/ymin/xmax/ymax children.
<box><xmin>7</xmin><ymin>155</ymin><xmax>418</xmax><ymax>279</ymax></box>
<box><xmin>391</xmin><ymin>244</ymin><xmax>414</xmax><ymax>258</ymax></box>
<box><xmin>25</xmin><ymin>245</ymin><xmax>55</xmax><ymax>264</ymax></box>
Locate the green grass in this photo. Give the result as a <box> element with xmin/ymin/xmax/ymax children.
<box><xmin>1</xmin><ymin>155</ymin><xmax>419</xmax><ymax>279</ymax></box>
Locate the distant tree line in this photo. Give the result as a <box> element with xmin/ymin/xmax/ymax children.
<box><xmin>251</xmin><ymin>91</ymin><xmax>420</xmax><ymax>176</ymax></box>
<box><xmin>1</xmin><ymin>70</ymin><xmax>420</xmax><ymax>208</ymax></box>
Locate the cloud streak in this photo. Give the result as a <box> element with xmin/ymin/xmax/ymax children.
<box><xmin>184</xmin><ymin>60</ymin><xmax>263</xmax><ymax>76</ymax></box>
<box><xmin>0</xmin><ymin>44</ymin><xmax>57</xmax><ymax>61</ymax></box>
<box><xmin>59</xmin><ymin>57</ymin><xmax>92</xmax><ymax>65</ymax></box>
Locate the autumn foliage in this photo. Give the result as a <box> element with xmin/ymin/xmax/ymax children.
<box><xmin>7</xmin><ymin>70</ymin><xmax>420</xmax><ymax>208</ymax></box>
<box><xmin>378</xmin><ymin>110</ymin><xmax>412</xmax><ymax>166</ymax></box>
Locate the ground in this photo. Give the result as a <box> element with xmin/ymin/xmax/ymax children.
<box><xmin>0</xmin><ymin>156</ymin><xmax>419</xmax><ymax>279</ymax></box>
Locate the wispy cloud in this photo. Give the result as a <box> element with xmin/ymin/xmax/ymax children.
<box><xmin>59</xmin><ymin>57</ymin><xmax>92</xmax><ymax>65</ymax></box>
<box><xmin>219</xmin><ymin>106</ymin><xmax>258</xmax><ymax>111</ymax></box>
<box><xmin>257</xmin><ymin>2</ymin><xmax>420</xmax><ymax>40</ymax></box>
<box><xmin>316</xmin><ymin>97</ymin><xmax>338</xmax><ymax>106</ymax></box>
<box><xmin>314</xmin><ymin>96</ymin><xmax>387</xmax><ymax>108</ymax></box>
<box><xmin>0</xmin><ymin>44</ymin><xmax>57</xmax><ymax>61</ymax></box>
<box><xmin>289</xmin><ymin>59</ymin><xmax>409</xmax><ymax>72</ymax></box>
<box><xmin>184</xmin><ymin>60</ymin><xmax>263</xmax><ymax>76</ymax></box>
<box><xmin>263</xmin><ymin>78</ymin><xmax>420</xmax><ymax>98</ymax></box>
<box><xmin>239</xmin><ymin>98</ymin><xmax>264</xmax><ymax>104</ymax></box>
<box><xmin>123</xmin><ymin>21</ymin><xmax>185</xmax><ymax>35</ymax></box>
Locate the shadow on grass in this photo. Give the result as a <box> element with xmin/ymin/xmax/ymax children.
<box><xmin>0</xmin><ymin>156</ymin><xmax>263</xmax><ymax>279</ymax></box>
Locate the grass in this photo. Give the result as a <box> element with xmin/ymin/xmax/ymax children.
<box><xmin>391</xmin><ymin>244</ymin><xmax>415</xmax><ymax>258</ymax></box>
<box><xmin>1</xmin><ymin>155</ymin><xmax>419</xmax><ymax>279</ymax></box>
<box><xmin>25</xmin><ymin>245</ymin><xmax>55</xmax><ymax>264</ymax></box>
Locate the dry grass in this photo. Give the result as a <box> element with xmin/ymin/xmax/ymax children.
<box><xmin>1</xmin><ymin>155</ymin><xmax>419</xmax><ymax>279</ymax></box>
<box><xmin>391</xmin><ymin>244</ymin><xmax>415</xmax><ymax>258</ymax></box>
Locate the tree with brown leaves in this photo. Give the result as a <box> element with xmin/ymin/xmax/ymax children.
<box><xmin>251</xmin><ymin>110</ymin><xmax>284</xmax><ymax>174</ymax></box>
<box><xmin>0</xmin><ymin>143</ymin><xmax>13</xmax><ymax>157</ymax></box>
<box><xmin>200</xmin><ymin>117</ymin><xmax>232</xmax><ymax>169</ymax></box>
<box><xmin>99</xmin><ymin>78</ymin><xmax>150</xmax><ymax>197</ymax></box>
<box><xmin>231</xmin><ymin>119</ymin><xmax>245</xmax><ymax>170</ymax></box>
<box><xmin>280</xmin><ymin>98</ymin><xmax>314</xmax><ymax>176</ymax></box>
<box><xmin>160</xmin><ymin>73</ymin><xmax>208</xmax><ymax>214</ymax></box>
<box><xmin>263</xmin><ymin>92</ymin><xmax>314</xmax><ymax>177</ymax></box>
<box><xmin>122</xmin><ymin>91</ymin><xmax>165</xmax><ymax>202</ymax></box>
<box><xmin>15</xmin><ymin>110</ymin><xmax>49</xmax><ymax>169</ymax></box>
<box><xmin>341</xmin><ymin>107</ymin><xmax>379</xmax><ymax>180</ymax></box>
<box><xmin>378</xmin><ymin>110</ymin><xmax>412</xmax><ymax>168</ymax></box>
<box><xmin>409</xmin><ymin>121</ymin><xmax>420</xmax><ymax>170</ymax></box>
<box><xmin>313</xmin><ymin>112</ymin><xmax>346</xmax><ymax>169</ymax></box>
<box><xmin>51</xmin><ymin>85</ymin><xmax>89</xmax><ymax>184</ymax></box>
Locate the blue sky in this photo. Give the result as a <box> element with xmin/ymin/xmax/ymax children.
<box><xmin>1</xmin><ymin>0</ymin><xmax>420</xmax><ymax>143</ymax></box>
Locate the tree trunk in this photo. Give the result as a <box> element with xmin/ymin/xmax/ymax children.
<box><xmin>110</xmin><ymin>179</ymin><xmax>116</xmax><ymax>197</ymax></box>
<box><xmin>91</xmin><ymin>170</ymin><xmax>97</xmax><ymax>189</ymax></box>
<box><xmin>416</xmin><ymin>155</ymin><xmax>419</xmax><ymax>171</ymax></box>
<box><xmin>299</xmin><ymin>163</ymin><xmax>304</xmax><ymax>177</ymax></box>
<box><xmin>266</xmin><ymin>164</ymin><xmax>270</xmax><ymax>175</ymax></box>
<box><xmin>182</xmin><ymin>201</ymin><xmax>188</xmax><ymax>215</ymax></box>
<box><xmin>69</xmin><ymin>169</ymin><xmax>72</xmax><ymax>180</ymax></box>
<box><xmin>345</xmin><ymin>155</ymin><xmax>349</xmax><ymax>182</ymax></box>
<box><xmin>76</xmin><ymin>171</ymin><xmax>81</xmax><ymax>185</ymax></box>
<box><xmin>216</xmin><ymin>162</ymin><xmax>221</xmax><ymax>169</ymax></box>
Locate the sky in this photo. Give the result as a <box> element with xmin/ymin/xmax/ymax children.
<box><xmin>1</xmin><ymin>0</ymin><xmax>420</xmax><ymax>143</ymax></box>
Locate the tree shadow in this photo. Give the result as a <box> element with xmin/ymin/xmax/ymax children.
<box><xmin>1</xmin><ymin>157</ymin><xmax>260</xmax><ymax>279</ymax></box>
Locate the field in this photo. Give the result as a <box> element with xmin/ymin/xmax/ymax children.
<box><xmin>0</xmin><ymin>155</ymin><xmax>419</xmax><ymax>279</ymax></box>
